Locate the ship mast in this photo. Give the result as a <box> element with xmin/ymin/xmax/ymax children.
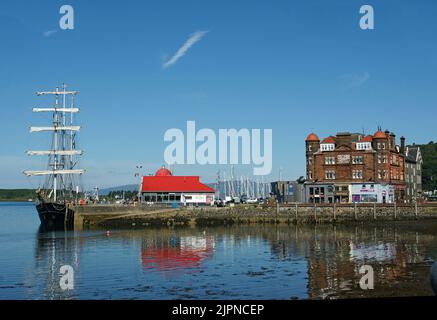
<box><xmin>24</xmin><ymin>84</ymin><xmax>84</xmax><ymax>203</ymax></box>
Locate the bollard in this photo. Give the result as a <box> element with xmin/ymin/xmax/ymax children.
<box><xmin>295</xmin><ymin>203</ymin><xmax>298</xmax><ymax>220</ymax></box>
<box><xmin>431</xmin><ymin>262</ymin><xmax>437</xmax><ymax>295</ymax></box>
<box><xmin>415</xmin><ymin>202</ymin><xmax>418</xmax><ymax>220</ymax></box>
<box><xmin>333</xmin><ymin>203</ymin><xmax>336</xmax><ymax>220</ymax></box>
<box><xmin>354</xmin><ymin>203</ymin><xmax>357</xmax><ymax>221</ymax></box>
<box><xmin>314</xmin><ymin>204</ymin><xmax>317</xmax><ymax>222</ymax></box>
<box><xmin>394</xmin><ymin>202</ymin><xmax>397</xmax><ymax>220</ymax></box>
<box><xmin>373</xmin><ymin>203</ymin><xmax>376</xmax><ymax>220</ymax></box>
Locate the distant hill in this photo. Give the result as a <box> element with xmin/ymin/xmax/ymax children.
<box><xmin>99</xmin><ymin>184</ymin><xmax>138</xmax><ymax>196</ymax></box>
<box><xmin>0</xmin><ymin>189</ymin><xmax>36</xmax><ymax>201</ymax></box>
<box><xmin>412</xmin><ymin>141</ymin><xmax>437</xmax><ymax>192</ymax></box>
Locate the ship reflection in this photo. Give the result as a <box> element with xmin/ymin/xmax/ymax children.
<box><xmin>34</xmin><ymin>226</ymin><xmax>80</xmax><ymax>299</ymax></box>
<box><xmin>141</xmin><ymin>235</ymin><xmax>214</xmax><ymax>272</ymax></box>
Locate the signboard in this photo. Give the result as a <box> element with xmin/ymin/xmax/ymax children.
<box><xmin>182</xmin><ymin>194</ymin><xmax>207</xmax><ymax>203</ymax></box>
<box><xmin>337</xmin><ymin>154</ymin><xmax>350</xmax><ymax>164</ymax></box>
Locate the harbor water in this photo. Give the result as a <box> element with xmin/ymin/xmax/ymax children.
<box><xmin>0</xmin><ymin>202</ymin><xmax>436</xmax><ymax>299</ymax></box>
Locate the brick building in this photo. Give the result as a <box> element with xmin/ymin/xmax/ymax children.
<box><xmin>305</xmin><ymin>129</ymin><xmax>406</xmax><ymax>203</ymax></box>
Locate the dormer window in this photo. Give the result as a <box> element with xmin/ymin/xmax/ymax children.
<box><xmin>320</xmin><ymin>143</ymin><xmax>335</xmax><ymax>151</ymax></box>
<box><xmin>356</xmin><ymin>142</ymin><xmax>372</xmax><ymax>150</ymax></box>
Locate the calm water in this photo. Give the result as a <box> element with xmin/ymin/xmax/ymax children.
<box><xmin>0</xmin><ymin>202</ymin><xmax>436</xmax><ymax>300</ymax></box>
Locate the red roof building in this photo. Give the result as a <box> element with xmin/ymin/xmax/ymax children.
<box><xmin>141</xmin><ymin>167</ymin><xmax>215</xmax><ymax>205</ymax></box>
<box><xmin>306</xmin><ymin>132</ymin><xmax>320</xmax><ymax>142</ymax></box>
<box><xmin>321</xmin><ymin>136</ymin><xmax>336</xmax><ymax>144</ymax></box>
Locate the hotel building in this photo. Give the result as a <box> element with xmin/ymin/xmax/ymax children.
<box><xmin>305</xmin><ymin>129</ymin><xmax>406</xmax><ymax>203</ymax></box>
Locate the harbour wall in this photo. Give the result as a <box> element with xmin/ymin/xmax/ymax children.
<box><xmin>73</xmin><ymin>203</ymin><xmax>437</xmax><ymax>229</ymax></box>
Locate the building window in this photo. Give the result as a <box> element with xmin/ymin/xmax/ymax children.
<box><xmin>308</xmin><ymin>145</ymin><xmax>312</xmax><ymax>152</ymax></box>
<box><xmin>379</xmin><ymin>154</ymin><xmax>387</xmax><ymax>164</ymax></box>
<box><xmin>352</xmin><ymin>156</ymin><xmax>364</xmax><ymax>164</ymax></box>
<box><xmin>308</xmin><ymin>171</ymin><xmax>313</xmax><ymax>180</ymax></box>
<box><xmin>325</xmin><ymin>170</ymin><xmax>336</xmax><ymax>180</ymax></box>
<box><xmin>308</xmin><ymin>158</ymin><xmax>312</xmax><ymax>165</ymax></box>
<box><xmin>325</xmin><ymin>156</ymin><xmax>335</xmax><ymax>165</ymax></box>
<box><xmin>352</xmin><ymin>170</ymin><xmax>363</xmax><ymax>179</ymax></box>
<box><xmin>356</xmin><ymin>142</ymin><xmax>372</xmax><ymax>151</ymax></box>
<box><xmin>321</xmin><ymin>143</ymin><xmax>335</xmax><ymax>152</ymax></box>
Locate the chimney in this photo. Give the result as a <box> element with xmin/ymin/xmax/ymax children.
<box><xmin>400</xmin><ymin>136</ymin><xmax>405</xmax><ymax>154</ymax></box>
<box><xmin>390</xmin><ymin>132</ymin><xmax>396</xmax><ymax>151</ymax></box>
<box><xmin>336</xmin><ymin>132</ymin><xmax>352</xmax><ymax>148</ymax></box>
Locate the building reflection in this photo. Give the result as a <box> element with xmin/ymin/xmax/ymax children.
<box><xmin>32</xmin><ymin>223</ymin><xmax>437</xmax><ymax>299</ymax></box>
<box><xmin>267</xmin><ymin>225</ymin><xmax>436</xmax><ymax>298</ymax></box>
<box><xmin>141</xmin><ymin>234</ymin><xmax>215</xmax><ymax>271</ymax></box>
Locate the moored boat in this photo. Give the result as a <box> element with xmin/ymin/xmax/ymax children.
<box><xmin>24</xmin><ymin>84</ymin><xmax>85</xmax><ymax>229</ymax></box>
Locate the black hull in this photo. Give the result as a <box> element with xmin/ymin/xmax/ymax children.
<box><xmin>36</xmin><ymin>202</ymin><xmax>75</xmax><ymax>230</ymax></box>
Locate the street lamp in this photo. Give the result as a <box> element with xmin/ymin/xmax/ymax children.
<box><xmin>135</xmin><ymin>165</ymin><xmax>143</xmax><ymax>204</ymax></box>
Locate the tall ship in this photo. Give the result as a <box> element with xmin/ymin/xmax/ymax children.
<box><xmin>24</xmin><ymin>84</ymin><xmax>84</xmax><ymax>229</ymax></box>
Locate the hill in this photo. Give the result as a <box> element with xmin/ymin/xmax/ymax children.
<box><xmin>415</xmin><ymin>141</ymin><xmax>437</xmax><ymax>192</ymax></box>
<box><xmin>0</xmin><ymin>189</ymin><xmax>36</xmax><ymax>201</ymax></box>
<box><xmin>99</xmin><ymin>184</ymin><xmax>138</xmax><ymax>196</ymax></box>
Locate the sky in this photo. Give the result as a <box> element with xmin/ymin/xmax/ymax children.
<box><xmin>0</xmin><ymin>0</ymin><xmax>436</xmax><ymax>189</ymax></box>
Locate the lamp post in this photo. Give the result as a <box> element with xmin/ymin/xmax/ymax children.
<box><xmin>135</xmin><ymin>165</ymin><xmax>143</xmax><ymax>204</ymax></box>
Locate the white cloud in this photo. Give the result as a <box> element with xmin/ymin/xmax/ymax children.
<box><xmin>42</xmin><ymin>30</ymin><xmax>57</xmax><ymax>37</ymax></box>
<box><xmin>339</xmin><ymin>72</ymin><xmax>370</xmax><ymax>89</ymax></box>
<box><xmin>162</xmin><ymin>30</ymin><xmax>208</xmax><ymax>69</ymax></box>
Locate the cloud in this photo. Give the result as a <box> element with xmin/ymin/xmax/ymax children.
<box><xmin>42</xmin><ymin>30</ymin><xmax>57</xmax><ymax>37</ymax></box>
<box><xmin>162</xmin><ymin>30</ymin><xmax>208</xmax><ymax>69</ymax></box>
<box><xmin>339</xmin><ymin>72</ymin><xmax>370</xmax><ymax>89</ymax></box>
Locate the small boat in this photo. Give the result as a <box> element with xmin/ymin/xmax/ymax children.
<box><xmin>24</xmin><ymin>84</ymin><xmax>85</xmax><ymax>229</ymax></box>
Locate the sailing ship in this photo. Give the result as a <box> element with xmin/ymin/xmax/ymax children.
<box><xmin>24</xmin><ymin>84</ymin><xmax>84</xmax><ymax>229</ymax></box>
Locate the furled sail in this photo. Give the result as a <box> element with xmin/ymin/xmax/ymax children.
<box><xmin>25</xmin><ymin>84</ymin><xmax>84</xmax><ymax>205</ymax></box>
<box><xmin>23</xmin><ymin>169</ymin><xmax>85</xmax><ymax>176</ymax></box>
<box><xmin>30</xmin><ymin>126</ymin><xmax>81</xmax><ymax>132</ymax></box>
<box><xmin>26</xmin><ymin>150</ymin><xmax>83</xmax><ymax>156</ymax></box>
<box><xmin>32</xmin><ymin>108</ymin><xmax>79</xmax><ymax>113</ymax></box>
<box><xmin>36</xmin><ymin>91</ymin><xmax>78</xmax><ymax>96</ymax></box>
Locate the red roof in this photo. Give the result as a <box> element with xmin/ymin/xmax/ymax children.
<box><xmin>306</xmin><ymin>132</ymin><xmax>320</xmax><ymax>142</ymax></box>
<box><xmin>142</xmin><ymin>176</ymin><xmax>215</xmax><ymax>193</ymax></box>
<box><xmin>362</xmin><ymin>135</ymin><xmax>373</xmax><ymax>142</ymax></box>
<box><xmin>155</xmin><ymin>167</ymin><xmax>173</xmax><ymax>176</ymax></box>
<box><xmin>373</xmin><ymin>130</ymin><xmax>387</xmax><ymax>139</ymax></box>
<box><xmin>321</xmin><ymin>136</ymin><xmax>335</xmax><ymax>144</ymax></box>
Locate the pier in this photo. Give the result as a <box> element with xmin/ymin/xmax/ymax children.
<box><xmin>73</xmin><ymin>203</ymin><xmax>437</xmax><ymax>229</ymax></box>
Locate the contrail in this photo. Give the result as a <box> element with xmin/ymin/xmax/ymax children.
<box><xmin>163</xmin><ymin>30</ymin><xmax>208</xmax><ymax>69</ymax></box>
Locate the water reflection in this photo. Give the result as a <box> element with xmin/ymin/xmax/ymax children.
<box><xmin>34</xmin><ymin>227</ymin><xmax>81</xmax><ymax>299</ymax></box>
<box><xmin>141</xmin><ymin>235</ymin><xmax>214</xmax><ymax>271</ymax></box>
<box><xmin>21</xmin><ymin>222</ymin><xmax>437</xmax><ymax>299</ymax></box>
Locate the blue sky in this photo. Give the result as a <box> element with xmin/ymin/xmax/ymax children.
<box><xmin>0</xmin><ymin>0</ymin><xmax>436</xmax><ymax>189</ymax></box>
